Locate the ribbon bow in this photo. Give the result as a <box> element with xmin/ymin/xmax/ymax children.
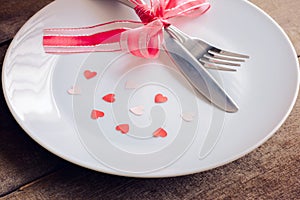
<box><xmin>43</xmin><ymin>0</ymin><xmax>210</xmax><ymax>58</ymax></box>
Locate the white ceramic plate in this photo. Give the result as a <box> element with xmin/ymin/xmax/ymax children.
<box><xmin>2</xmin><ymin>0</ymin><xmax>299</xmax><ymax>177</ymax></box>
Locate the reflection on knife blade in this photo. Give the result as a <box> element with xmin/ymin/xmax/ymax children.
<box><xmin>163</xmin><ymin>29</ymin><xmax>239</xmax><ymax>112</ymax></box>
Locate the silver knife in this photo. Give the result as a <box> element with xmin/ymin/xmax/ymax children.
<box><xmin>163</xmin><ymin>29</ymin><xmax>238</xmax><ymax>112</ymax></box>
<box><xmin>116</xmin><ymin>0</ymin><xmax>238</xmax><ymax>112</ymax></box>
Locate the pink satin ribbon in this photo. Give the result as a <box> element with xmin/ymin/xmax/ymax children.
<box><xmin>43</xmin><ymin>0</ymin><xmax>210</xmax><ymax>58</ymax></box>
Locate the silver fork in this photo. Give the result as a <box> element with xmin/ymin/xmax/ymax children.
<box><xmin>166</xmin><ymin>26</ymin><xmax>249</xmax><ymax>71</ymax></box>
<box><xmin>117</xmin><ymin>0</ymin><xmax>249</xmax><ymax>71</ymax></box>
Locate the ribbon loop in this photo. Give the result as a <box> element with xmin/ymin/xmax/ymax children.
<box><xmin>43</xmin><ymin>0</ymin><xmax>210</xmax><ymax>58</ymax></box>
<box><xmin>134</xmin><ymin>4</ymin><xmax>157</xmax><ymax>24</ymax></box>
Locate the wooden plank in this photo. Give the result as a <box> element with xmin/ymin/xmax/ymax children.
<box><xmin>0</xmin><ymin>0</ymin><xmax>53</xmax><ymax>43</ymax></box>
<box><xmin>250</xmin><ymin>0</ymin><xmax>300</xmax><ymax>55</ymax></box>
<box><xmin>0</xmin><ymin>44</ymin><xmax>66</xmax><ymax>197</ymax></box>
<box><xmin>1</xmin><ymin>166</ymin><xmax>135</xmax><ymax>200</ymax></box>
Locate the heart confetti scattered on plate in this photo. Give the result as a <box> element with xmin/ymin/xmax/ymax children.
<box><xmin>2</xmin><ymin>0</ymin><xmax>298</xmax><ymax>177</ymax></box>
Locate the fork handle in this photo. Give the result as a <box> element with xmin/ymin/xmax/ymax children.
<box><xmin>166</xmin><ymin>25</ymin><xmax>190</xmax><ymax>44</ymax></box>
<box><xmin>117</xmin><ymin>0</ymin><xmax>137</xmax><ymax>8</ymax></box>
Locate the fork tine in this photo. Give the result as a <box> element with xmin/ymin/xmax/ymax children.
<box><xmin>202</xmin><ymin>55</ymin><xmax>241</xmax><ymax>67</ymax></box>
<box><xmin>200</xmin><ymin>59</ymin><xmax>237</xmax><ymax>71</ymax></box>
<box><xmin>209</xmin><ymin>47</ymin><xmax>250</xmax><ymax>59</ymax></box>
<box><xmin>208</xmin><ymin>50</ymin><xmax>246</xmax><ymax>62</ymax></box>
<box><xmin>219</xmin><ymin>50</ymin><xmax>250</xmax><ymax>59</ymax></box>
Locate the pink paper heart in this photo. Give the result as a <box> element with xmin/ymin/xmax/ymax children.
<box><xmin>84</xmin><ymin>70</ymin><xmax>97</xmax><ymax>79</ymax></box>
<box><xmin>181</xmin><ymin>112</ymin><xmax>195</xmax><ymax>122</ymax></box>
<box><xmin>129</xmin><ymin>105</ymin><xmax>144</xmax><ymax>116</ymax></box>
<box><xmin>67</xmin><ymin>86</ymin><xmax>81</xmax><ymax>95</ymax></box>
<box><xmin>125</xmin><ymin>80</ymin><xmax>138</xmax><ymax>89</ymax></box>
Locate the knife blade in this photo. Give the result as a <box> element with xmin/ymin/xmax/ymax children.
<box><xmin>163</xmin><ymin>30</ymin><xmax>239</xmax><ymax>112</ymax></box>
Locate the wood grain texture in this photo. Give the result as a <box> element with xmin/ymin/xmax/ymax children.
<box><xmin>0</xmin><ymin>0</ymin><xmax>53</xmax><ymax>43</ymax></box>
<box><xmin>0</xmin><ymin>44</ymin><xmax>66</xmax><ymax>197</ymax></box>
<box><xmin>0</xmin><ymin>0</ymin><xmax>299</xmax><ymax>199</ymax></box>
<box><xmin>250</xmin><ymin>0</ymin><xmax>300</xmax><ymax>55</ymax></box>
<box><xmin>0</xmin><ymin>2</ymin><xmax>63</xmax><ymax>196</ymax></box>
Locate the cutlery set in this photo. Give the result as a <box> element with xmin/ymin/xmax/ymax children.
<box><xmin>4</xmin><ymin>0</ymin><xmax>298</xmax><ymax>178</ymax></box>
<box><xmin>117</xmin><ymin>0</ymin><xmax>249</xmax><ymax>112</ymax></box>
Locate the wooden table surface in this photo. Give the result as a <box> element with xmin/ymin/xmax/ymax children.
<box><xmin>0</xmin><ymin>0</ymin><xmax>299</xmax><ymax>199</ymax></box>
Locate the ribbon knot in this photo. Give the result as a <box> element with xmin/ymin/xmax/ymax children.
<box><xmin>134</xmin><ymin>4</ymin><xmax>170</xmax><ymax>27</ymax></box>
<box><xmin>43</xmin><ymin>0</ymin><xmax>210</xmax><ymax>58</ymax></box>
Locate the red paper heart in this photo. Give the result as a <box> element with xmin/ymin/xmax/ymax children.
<box><xmin>155</xmin><ymin>93</ymin><xmax>168</xmax><ymax>103</ymax></box>
<box><xmin>116</xmin><ymin>124</ymin><xmax>129</xmax><ymax>134</ymax></box>
<box><xmin>84</xmin><ymin>70</ymin><xmax>97</xmax><ymax>79</ymax></box>
<box><xmin>102</xmin><ymin>93</ymin><xmax>116</xmax><ymax>103</ymax></box>
<box><xmin>91</xmin><ymin>109</ymin><xmax>104</xmax><ymax>119</ymax></box>
<box><xmin>153</xmin><ymin>128</ymin><xmax>167</xmax><ymax>138</ymax></box>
